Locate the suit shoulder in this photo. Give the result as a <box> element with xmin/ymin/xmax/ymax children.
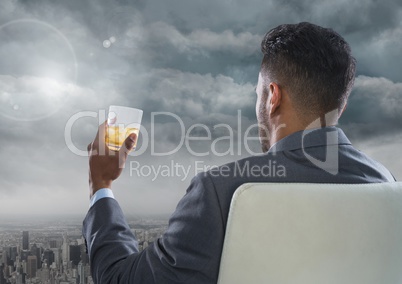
<box><xmin>350</xmin><ymin>147</ymin><xmax>396</xmax><ymax>181</ymax></box>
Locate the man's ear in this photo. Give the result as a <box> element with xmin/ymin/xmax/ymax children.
<box><xmin>268</xmin><ymin>82</ymin><xmax>282</xmax><ymax>116</ymax></box>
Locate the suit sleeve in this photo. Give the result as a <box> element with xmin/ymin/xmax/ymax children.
<box><xmin>82</xmin><ymin>172</ymin><xmax>225</xmax><ymax>284</ymax></box>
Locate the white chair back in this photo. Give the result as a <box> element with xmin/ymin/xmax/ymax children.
<box><xmin>217</xmin><ymin>182</ymin><xmax>402</xmax><ymax>284</ymax></box>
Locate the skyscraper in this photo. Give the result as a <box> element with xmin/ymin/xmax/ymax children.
<box><xmin>1</xmin><ymin>250</ymin><xmax>7</xmax><ymax>266</ymax></box>
<box><xmin>27</xmin><ymin>255</ymin><xmax>37</xmax><ymax>279</ymax></box>
<box><xmin>78</xmin><ymin>262</ymin><xmax>86</xmax><ymax>284</ymax></box>
<box><xmin>22</xmin><ymin>231</ymin><xmax>29</xmax><ymax>250</ymax></box>
<box><xmin>9</xmin><ymin>247</ymin><xmax>17</xmax><ymax>262</ymax></box>
<box><xmin>69</xmin><ymin>245</ymin><xmax>81</xmax><ymax>267</ymax></box>
<box><xmin>43</xmin><ymin>249</ymin><xmax>55</xmax><ymax>267</ymax></box>
<box><xmin>20</xmin><ymin>250</ymin><xmax>29</xmax><ymax>262</ymax></box>
<box><xmin>0</xmin><ymin>264</ymin><xmax>6</xmax><ymax>284</ymax></box>
<box><xmin>49</xmin><ymin>240</ymin><xmax>58</xmax><ymax>249</ymax></box>
<box><xmin>80</xmin><ymin>244</ymin><xmax>88</xmax><ymax>265</ymax></box>
<box><xmin>62</xmin><ymin>233</ymin><xmax>69</xmax><ymax>264</ymax></box>
<box><xmin>30</xmin><ymin>244</ymin><xmax>41</xmax><ymax>269</ymax></box>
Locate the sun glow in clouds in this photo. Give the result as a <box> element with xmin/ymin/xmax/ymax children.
<box><xmin>0</xmin><ymin>19</ymin><xmax>78</xmax><ymax>121</ymax></box>
<box><xmin>0</xmin><ymin>75</ymin><xmax>80</xmax><ymax>121</ymax></box>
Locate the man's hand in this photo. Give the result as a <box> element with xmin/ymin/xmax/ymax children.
<box><xmin>87</xmin><ymin>121</ymin><xmax>137</xmax><ymax>198</ymax></box>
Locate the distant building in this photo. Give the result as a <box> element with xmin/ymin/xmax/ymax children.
<box><xmin>80</xmin><ymin>244</ymin><xmax>88</xmax><ymax>265</ymax></box>
<box><xmin>38</xmin><ymin>265</ymin><xmax>50</xmax><ymax>283</ymax></box>
<box><xmin>1</xmin><ymin>250</ymin><xmax>7</xmax><ymax>266</ymax></box>
<box><xmin>30</xmin><ymin>244</ymin><xmax>42</xmax><ymax>269</ymax></box>
<box><xmin>69</xmin><ymin>245</ymin><xmax>81</xmax><ymax>267</ymax></box>
<box><xmin>43</xmin><ymin>249</ymin><xmax>55</xmax><ymax>267</ymax></box>
<box><xmin>52</xmin><ymin>248</ymin><xmax>61</xmax><ymax>269</ymax></box>
<box><xmin>62</xmin><ymin>233</ymin><xmax>69</xmax><ymax>264</ymax></box>
<box><xmin>8</xmin><ymin>247</ymin><xmax>17</xmax><ymax>262</ymax></box>
<box><xmin>22</xmin><ymin>231</ymin><xmax>29</xmax><ymax>250</ymax></box>
<box><xmin>15</xmin><ymin>273</ymin><xmax>24</xmax><ymax>284</ymax></box>
<box><xmin>78</xmin><ymin>261</ymin><xmax>87</xmax><ymax>284</ymax></box>
<box><xmin>49</xmin><ymin>239</ymin><xmax>58</xmax><ymax>249</ymax></box>
<box><xmin>27</xmin><ymin>255</ymin><xmax>37</xmax><ymax>279</ymax></box>
<box><xmin>20</xmin><ymin>250</ymin><xmax>29</xmax><ymax>262</ymax></box>
<box><xmin>0</xmin><ymin>264</ymin><xmax>6</xmax><ymax>284</ymax></box>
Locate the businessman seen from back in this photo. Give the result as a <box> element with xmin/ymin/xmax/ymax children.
<box><xmin>84</xmin><ymin>22</ymin><xmax>395</xmax><ymax>283</ymax></box>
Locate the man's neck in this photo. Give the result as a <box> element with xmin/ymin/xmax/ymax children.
<box><xmin>269</xmin><ymin>120</ymin><xmax>338</xmax><ymax>149</ymax></box>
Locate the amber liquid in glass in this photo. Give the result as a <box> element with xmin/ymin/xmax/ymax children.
<box><xmin>106</xmin><ymin>125</ymin><xmax>139</xmax><ymax>151</ymax></box>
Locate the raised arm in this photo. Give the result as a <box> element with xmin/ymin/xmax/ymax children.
<box><xmin>83</xmin><ymin>122</ymin><xmax>225</xmax><ymax>283</ymax></box>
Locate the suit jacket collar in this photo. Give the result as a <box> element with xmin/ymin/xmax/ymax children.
<box><xmin>268</xmin><ymin>126</ymin><xmax>352</xmax><ymax>153</ymax></box>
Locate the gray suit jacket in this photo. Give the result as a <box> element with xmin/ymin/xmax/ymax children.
<box><xmin>83</xmin><ymin>127</ymin><xmax>395</xmax><ymax>283</ymax></box>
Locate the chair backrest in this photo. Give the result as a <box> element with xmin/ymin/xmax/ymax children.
<box><xmin>217</xmin><ymin>182</ymin><xmax>402</xmax><ymax>284</ymax></box>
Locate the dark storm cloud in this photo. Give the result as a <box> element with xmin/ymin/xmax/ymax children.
<box><xmin>0</xmin><ymin>0</ymin><xmax>401</xmax><ymax>216</ymax></box>
<box><xmin>340</xmin><ymin>75</ymin><xmax>402</xmax><ymax>140</ymax></box>
<box><xmin>280</xmin><ymin>0</ymin><xmax>401</xmax><ymax>33</ymax></box>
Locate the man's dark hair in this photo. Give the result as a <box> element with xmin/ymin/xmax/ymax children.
<box><xmin>261</xmin><ymin>22</ymin><xmax>356</xmax><ymax>118</ymax></box>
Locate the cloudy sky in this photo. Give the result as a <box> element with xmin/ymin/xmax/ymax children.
<box><xmin>0</xmin><ymin>0</ymin><xmax>401</xmax><ymax>218</ymax></box>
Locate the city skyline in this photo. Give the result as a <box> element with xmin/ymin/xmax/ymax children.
<box><xmin>0</xmin><ymin>0</ymin><xmax>401</xmax><ymax>217</ymax></box>
<box><xmin>0</xmin><ymin>217</ymin><xmax>168</xmax><ymax>283</ymax></box>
